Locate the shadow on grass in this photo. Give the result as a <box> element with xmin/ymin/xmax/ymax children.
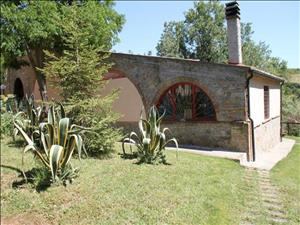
<box><xmin>118</xmin><ymin>153</ymin><xmax>172</xmax><ymax>166</ymax></box>
<box><xmin>13</xmin><ymin>168</ymin><xmax>51</xmax><ymax>192</ymax></box>
<box><xmin>119</xmin><ymin>152</ymin><xmax>138</xmax><ymax>160</ymax></box>
<box><xmin>0</xmin><ymin>164</ymin><xmax>51</xmax><ymax>192</ymax></box>
<box><xmin>7</xmin><ymin>139</ymin><xmax>26</xmax><ymax>148</ymax></box>
<box><xmin>0</xmin><ymin>164</ymin><xmax>23</xmax><ymax>173</ymax></box>
<box><xmin>134</xmin><ymin>160</ymin><xmax>172</xmax><ymax>166</ymax></box>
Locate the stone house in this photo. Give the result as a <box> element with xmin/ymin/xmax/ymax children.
<box><xmin>5</xmin><ymin>2</ymin><xmax>284</xmax><ymax>161</ymax></box>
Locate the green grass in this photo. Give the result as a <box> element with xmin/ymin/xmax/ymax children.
<box><xmin>1</xmin><ymin>136</ymin><xmax>299</xmax><ymax>225</ymax></box>
<box><xmin>271</xmin><ymin>136</ymin><xmax>300</xmax><ymax>225</ymax></box>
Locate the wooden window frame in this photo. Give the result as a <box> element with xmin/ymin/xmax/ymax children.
<box><xmin>264</xmin><ymin>86</ymin><xmax>270</xmax><ymax>119</ymax></box>
<box><xmin>156</xmin><ymin>82</ymin><xmax>216</xmax><ymax>122</ymax></box>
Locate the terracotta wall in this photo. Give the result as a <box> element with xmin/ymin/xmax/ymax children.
<box><xmin>100</xmin><ymin>77</ymin><xmax>146</xmax><ymax>121</ymax></box>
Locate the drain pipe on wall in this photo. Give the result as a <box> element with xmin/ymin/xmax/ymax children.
<box><xmin>246</xmin><ymin>70</ymin><xmax>255</xmax><ymax>162</ymax></box>
<box><xmin>280</xmin><ymin>80</ymin><xmax>285</xmax><ymax>141</ymax></box>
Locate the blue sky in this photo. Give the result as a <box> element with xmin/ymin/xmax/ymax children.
<box><xmin>112</xmin><ymin>1</ymin><xmax>300</xmax><ymax>68</ymax></box>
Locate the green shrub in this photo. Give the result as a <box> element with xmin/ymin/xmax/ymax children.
<box><xmin>122</xmin><ymin>106</ymin><xmax>178</xmax><ymax>164</ymax></box>
<box><xmin>67</xmin><ymin>94</ymin><xmax>122</xmax><ymax>157</ymax></box>
<box><xmin>0</xmin><ymin>94</ymin><xmax>18</xmax><ymax>113</ymax></box>
<box><xmin>0</xmin><ymin>112</ymin><xmax>14</xmax><ymax>138</ymax></box>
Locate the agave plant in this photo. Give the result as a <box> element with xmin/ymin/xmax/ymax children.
<box><xmin>122</xmin><ymin>106</ymin><xmax>178</xmax><ymax>164</ymax></box>
<box><xmin>14</xmin><ymin>103</ymin><xmax>88</xmax><ymax>184</ymax></box>
<box><xmin>13</xmin><ymin>95</ymin><xmax>47</xmax><ymax>140</ymax></box>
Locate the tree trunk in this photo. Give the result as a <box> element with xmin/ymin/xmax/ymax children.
<box><xmin>25</xmin><ymin>46</ymin><xmax>48</xmax><ymax>101</ymax></box>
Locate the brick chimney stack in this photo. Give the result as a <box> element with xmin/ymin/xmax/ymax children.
<box><xmin>225</xmin><ymin>1</ymin><xmax>242</xmax><ymax>64</ymax></box>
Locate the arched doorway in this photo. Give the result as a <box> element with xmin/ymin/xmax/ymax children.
<box><xmin>14</xmin><ymin>78</ymin><xmax>24</xmax><ymax>103</ymax></box>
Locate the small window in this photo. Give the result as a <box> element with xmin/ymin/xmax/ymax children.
<box><xmin>264</xmin><ymin>86</ymin><xmax>269</xmax><ymax>119</ymax></box>
<box><xmin>156</xmin><ymin>83</ymin><xmax>216</xmax><ymax>121</ymax></box>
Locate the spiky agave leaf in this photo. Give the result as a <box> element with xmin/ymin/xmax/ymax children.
<box><xmin>49</xmin><ymin>145</ymin><xmax>64</xmax><ymax>182</ymax></box>
<box><xmin>122</xmin><ymin>105</ymin><xmax>179</xmax><ymax>164</ymax></box>
<box><xmin>62</xmin><ymin>134</ymin><xmax>82</xmax><ymax>167</ymax></box>
<box><xmin>13</xmin><ymin>119</ymin><xmax>34</xmax><ymax>146</ymax></box>
<box><xmin>122</xmin><ymin>131</ymin><xmax>141</xmax><ymax>155</ymax></box>
<box><xmin>58</xmin><ymin>118</ymin><xmax>70</xmax><ymax>147</ymax></box>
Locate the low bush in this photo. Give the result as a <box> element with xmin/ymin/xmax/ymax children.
<box><xmin>0</xmin><ymin>112</ymin><xmax>14</xmax><ymax>138</ymax></box>
<box><xmin>67</xmin><ymin>94</ymin><xmax>123</xmax><ymax>157</ymax></box>
<box><xmin>0</xmin><ymin>94</ymin><xmax>19</xmax><ymax>113</ymax></box>
<box><xmin>122</xmin><ymin>106</ymin><xmax>178</xmax><ymax>164</ymax></box>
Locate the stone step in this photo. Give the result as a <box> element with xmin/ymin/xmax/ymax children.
<box><xmin>268</xmin><ymin>217</ymin><xmax>288</xmax><ymax>224</ymax></box>
<box><xmin>261</xmin><ymin>190</ymin><xmax>280</xmax><ymax>199</ymax></box>
<box><xmin>257</xmin><ymin>173</ymin><xmax>270</xmax><ymax>177</ymax></box>
<box><xmin>264</xmin><ymin>202</ymin><xmax>284</xmax><ymax>211</ymax></box>
<box><xmin>240</xmin><ymin>221</ymin><xmax>255</xmax><ymax>225</ymax></box>
<box><xmin>260</xmin><ymin>186</ymin><xmax>280</xmax><ymax>193</ymax></box>
<box><xmin>262</xmin><ymin>198</ymin><xmax>282</xmax><ymax>204</ymax></box>
<box><xmin>259</xmin><ymin>183</ymin><xmax>275</xmax><ymax>189</ymax></box>
<box><xmin>258</xmin><ymin>178</ymin><xmax>272</xmax><ymax>183</ymax></box>
<box><xmin>268</xmin><ymin>210</ymin><xmax>287</xmax><ymax>218</ymax></box>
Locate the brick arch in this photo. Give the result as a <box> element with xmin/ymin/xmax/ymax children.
<box><xmin>151</xmin><ymin>77</ymin><xmax>220</xmax><ymax>121</ymax></box>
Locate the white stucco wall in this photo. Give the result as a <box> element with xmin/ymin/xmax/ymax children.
<box><xmin>249</xmin><ymin>75</ymin><xmax>281</xmax><ymax>127</ymax></box>
<box><xmin>100</xmin><ymin>77</ymin><xmax>146</xmax><ymax>122</ymax></box>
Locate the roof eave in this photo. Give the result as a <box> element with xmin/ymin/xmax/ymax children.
<box><xmin>250</xmin><ymin>67</ymin><xmax>285</xmax><ymax>82</ymax></box>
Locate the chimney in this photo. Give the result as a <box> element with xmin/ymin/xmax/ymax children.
<box><xmin>225</xmin><ymin>1</ymin><xmax>242</xmax><ymax>64</ymax></box>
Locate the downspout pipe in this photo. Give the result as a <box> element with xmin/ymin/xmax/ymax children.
<box><xmin>246</xmin><ymin>70</ymin><xmax>255</xmax><ymax>161</ymax></box>
<box><xmin>280</xmin><ymin>80</ymin><xmax>285</xmax><ymax>141</ymax></box>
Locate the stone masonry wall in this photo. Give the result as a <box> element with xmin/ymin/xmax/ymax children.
<box><xmin>118</xmin><ymin>121</ymin><xmax>250</xmax><ymax>152</ymax></box>
<box><xmin>110</xmin><ymin>53</ymin><xmax>249</xmax><ymax>122</ymax></box>
<box><xmin>110</xmin><ymin>53</ymin><xmax>251</xmax><ymax>152</ymax></box>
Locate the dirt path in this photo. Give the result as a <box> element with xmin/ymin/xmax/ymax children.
<box><xmin>240</xmin><ymin>168</ymin><xmax>288</xmax><ymax>225</ymax></box>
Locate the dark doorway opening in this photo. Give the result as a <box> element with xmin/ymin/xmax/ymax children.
<box><xmin>14</xmin><ymin>78</ymin><xmax>24</xmax><ymax>103</ymax></box>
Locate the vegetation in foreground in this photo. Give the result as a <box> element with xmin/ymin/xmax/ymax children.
<box><xmin>122</xmin><ymin>106</ymin><xmax>178</xmax><ymax>164</ymax></box>
<box><xmin>1</xmin><ymin>137</ymin><xmax>299</xmax><ymax>225</ymax></box>
<box><xmin>271</xmin><ymin>136</ymin><xmax>300</xmax><ymax>225</ymax></box>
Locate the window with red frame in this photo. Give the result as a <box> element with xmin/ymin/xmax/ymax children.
<box><xmin>156</xmin><ymin>83</ymin><xmax>216</xmax><ymax>121</ymax></box>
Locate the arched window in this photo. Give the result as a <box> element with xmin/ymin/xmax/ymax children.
<box><xmin>157</xmin><ymin>83</ymin><xmax>216</xmax><ymax>121</ymax></box>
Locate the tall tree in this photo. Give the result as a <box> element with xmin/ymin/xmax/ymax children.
<box><xmin>184</xmin><ymin>1</ymin><xmax>227</xmax><ymax>62</ymax></box>
<box><xmin>156</xmin><ymin>1</ymin><xmax>287</xmax><ymax>76</ymax></box>
<box><xmin>41</xmin><ymin>4</ymin><xmax>110</xmax><ymax>100</ymax></box>
<box><xmin>156</xmin><ymin>21</ymin><xmax>188</xmax><ymax>58</ymax></box>
<box><xmin>41</xmin><ymin>4</ymin><xmax>122</xmax><ymax>156</ymax></box>
<box><xmin>0</xmin><ymin>0</ymin><xmax>124</xmax><ymax>99</ymax></box>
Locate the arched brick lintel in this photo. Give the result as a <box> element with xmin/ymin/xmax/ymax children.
<box><xmin>151</xmin><ymin>77</ymin><xmax>220</xmax><ymax>121</ymax></box>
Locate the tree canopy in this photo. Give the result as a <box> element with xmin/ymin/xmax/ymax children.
<box><xmin>156</xmin><ymin>1</ymin><xmax>287</xmax><ymax>77</ymax></box>
<box><xmin>0</xmin><ymin>0</ymin><xmax>124</xmax><ymax>98</ymax></box>
<box><xmin>41</xmin><ymin>4</ymin><xmax>111</xmax><ymax>100</ymax></box>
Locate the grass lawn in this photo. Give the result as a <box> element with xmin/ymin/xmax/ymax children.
<box><xmin>1</xmin><ymin>136</ymin><xmax>299</xmax><ymax>225</ymax></box>
<box><xmin>271</xmin><ymin>136</ymin><xmax>300</xmax><ymax>225</ymax></box>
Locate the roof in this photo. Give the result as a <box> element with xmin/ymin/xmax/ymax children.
<box><xmin>249</xmin><ymin>67</ymin><xmax>285</xmax><ymax>82</ymax></box>
<box><xmin>110</xmin><ymin>52</ymin><xmax>285</xmax><ymax>82</ymax></box>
